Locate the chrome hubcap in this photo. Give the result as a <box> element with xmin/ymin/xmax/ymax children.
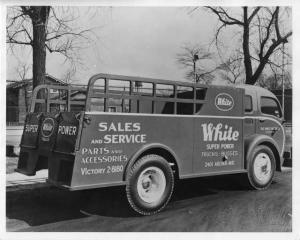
<box><xmin>253</xmin><ymin>153</ymin><xmax>272</xmax><ymax>184</ymax></box>
<box><xmin>137</xmin><ymin>167</ymin><xmax>166</xmax><ymax>204</ymax></box>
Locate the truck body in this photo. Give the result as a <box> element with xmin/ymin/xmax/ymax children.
<box><xmin>16</xmin><ymin>73</ymin><xmax>285</xmax><ymax>215</ymax></box>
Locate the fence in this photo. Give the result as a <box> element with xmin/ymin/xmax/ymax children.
<box><xmin>6</xmin><ymin>106</ymin><xmax>28</xmax><ymax>126</ymax></box>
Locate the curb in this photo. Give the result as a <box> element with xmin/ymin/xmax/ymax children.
<box><xmin>6</xmin><ymin>170</ymin><xmax>48</xmax><ymax>192</ymax></box>
<box><xmin>6</xmin><ymin>182</ymin><xmax>50</xmax><ymax>192</ymax></box>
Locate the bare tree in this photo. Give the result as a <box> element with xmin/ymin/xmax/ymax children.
<box><xmin>205</xmin><ymin>6</ymin><xmax>292</xmax><ymax>85</ymax></box>
<box><xmin>15</xmin><ymin>63</ymin><xmax>31</xmax><ymax>112</ymax></box>
<box><xmin>258</xmin><ymin>68</ymin><xmax>292</xmax><ymax>90</ymax></box>
<box><xmin>176</xmin><ymin>44</ymin><xmax>216</xmax><ymax>84</ymax></box>
<box><xmin>7</xmin><ymin>6</ymin><xmax>97</xmax><ymax>90</ymax></box>
<box><xmin>16</xmin><ymin>63</ymin><xmax>30</xmax><ymax>81</ymax></box>
<box><xmin>61</xmin><ymin>67</ymin><xmax>76</xmax><ymax>84</ymax></box>
<box><xmin>217</xmin><ymin>51</ymin><xmax>244</xmax><ymax>84</ymax></box>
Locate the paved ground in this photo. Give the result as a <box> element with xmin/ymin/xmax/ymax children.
<box><xmin>7</xmin><ymin>170</ymin><xmax>47</xmax><ymax>188</ymax></box>
<box><xmin>6</xmin><ymin>168</ymin><xmax>292</xmax><ymax>232</ymax></box>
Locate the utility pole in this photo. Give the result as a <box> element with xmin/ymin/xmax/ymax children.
<box><xmin>281</xmin><ymin>42</ymin><xmax>285</xmax><ymax>117</ymax></box>
<box><xmin>193</xmin><ymin>54</ymin><xmax>199</xmax><ymax>83</ymax></box>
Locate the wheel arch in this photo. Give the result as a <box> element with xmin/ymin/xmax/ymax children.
<box><xmin>123</xmin><ymin>143</ymin><xmax>180</xmax><ymax>181</ymax></box>
<box><xmin>245</xmin><ymin>134</ymin><xmax>282</xmax><ymax>172</ymax></box>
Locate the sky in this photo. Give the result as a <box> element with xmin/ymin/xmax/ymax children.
<box><xmin>6</xmin><ymin>7</ymin><xmax>224</xmax><ymax>84</ymax></box>
<box><xmin>6</xmin><ymin>6</ymin><xmax>292</xmax><ymax>85</ymax></box>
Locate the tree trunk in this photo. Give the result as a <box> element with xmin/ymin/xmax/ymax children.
<box><xmin>30</xmin><ymin>7</ymin><xmax>50</xmax><ymax>111</ymax></box>
<box><xmin>31</xmin><ymin>7</ymin><xmax>49</xmax><ymax>89</ymax></box>
<box><xmin>243</xmin><ymin>7</ymin><xmax>253</xmax><ymax>85</ymax></box>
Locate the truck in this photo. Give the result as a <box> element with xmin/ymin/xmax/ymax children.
<box><xmin>16</xmin><ymin>73</ymin><xmax>285</xmax><ymax>215</ymax></box>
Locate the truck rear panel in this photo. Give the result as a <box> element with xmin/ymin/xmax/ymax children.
<box><xmin>17</xmin><ymin>112</ymin><xmax>81</xmax><ymax>186</ymax></box>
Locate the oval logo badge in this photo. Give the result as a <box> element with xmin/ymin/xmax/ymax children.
<box><xmin>41</xmin><ymin>118</ymin><xmax>55</xmax><ymax>138</ymax></box>
<box><xmin>215</xmin><ymin>93</ymin><xmax>234</xmax><ymax>111</ymax></box>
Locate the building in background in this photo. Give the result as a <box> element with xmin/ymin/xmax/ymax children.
<box><xmin>6</xmin><ymin>74</ymin><xmax>67</xmax><ymax>125</ymax></box>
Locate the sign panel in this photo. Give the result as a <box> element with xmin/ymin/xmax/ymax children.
<box><xmin>70</xmin><ymin>114</ymin><xmax>194</xmax><ymax>188</ymax></box>
<box><xmin>193</xmin><ymin>117</ymin><xmax>243</xmax><ymax>173</ymax></box>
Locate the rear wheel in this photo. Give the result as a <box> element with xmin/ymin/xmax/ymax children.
<box><xmin>247</xmin><ymin>145</ymin><xmax>275</xmax><ymax>190</ymax></box>
<box><xmin>126</xmin><ymin>154</ymin><xmax>174</xmax><ymax>215</ymax></box>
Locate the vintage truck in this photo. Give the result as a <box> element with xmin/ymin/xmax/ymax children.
<box><xmin>16</xmin><ymin>73</ymin><xmax>285</xmax><ymax>215</ymax></box>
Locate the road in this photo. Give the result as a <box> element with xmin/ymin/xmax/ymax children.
<box><xmin>6</xmin><ymin>169</ymin><xmax>292</xmax><ymax>232</ymax></box>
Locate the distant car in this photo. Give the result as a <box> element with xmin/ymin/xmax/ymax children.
<box><xmin>6</xmin><ymin>126</ymin><xmax>22</xmax><ymax>156</ymax></box>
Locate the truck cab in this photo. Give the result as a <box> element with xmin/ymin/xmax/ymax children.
<box><xmin>242</xmin><ymin>85</ymin><xmax>285</xmax><ymax>170</ymax></box>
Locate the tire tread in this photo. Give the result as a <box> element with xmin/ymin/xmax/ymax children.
<box><xmin>247</xmin><ymin>145</ymin><xmax>275</xmax><ymax>190</ymax></box>
<box><xmin>126</xmin><ymin>154</ymin><xmax>174</xmax><ymax>215</ymax></box>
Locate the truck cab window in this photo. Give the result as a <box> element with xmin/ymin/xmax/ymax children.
<box><xmin>261</xmin><ymin>97</ymin><xmax>282</xmax><ymax>118</ymax></box>
<box><xmin>244</xmin><ymin>95</ymin><xmax>253</xmax><ymax>113</ymax></box>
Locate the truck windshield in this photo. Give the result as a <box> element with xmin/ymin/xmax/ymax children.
<box><xmin>261</xmin><ymin>96</ymin><xmax>282</xmax><ymax>118</ymax></box>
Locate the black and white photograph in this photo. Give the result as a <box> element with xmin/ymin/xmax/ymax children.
<box><xmin>2</xmin><ymin>0</ymin><xmax>298</xmax><ymax>239</ymax></box>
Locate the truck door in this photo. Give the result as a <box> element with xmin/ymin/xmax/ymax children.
<box><xmin>244</xmin><ymin>91</ymin><xmax>257</xmax><ymax>137</ymax></box>
<box><xmin>256</xmin><ymin>96</ymin><xmax>285</xmax><ymax>156</ymax></box>
<box><xmin>193</xmin><ymin>88</ymin><xmax>244</xmax><ymax>174</ymax></box>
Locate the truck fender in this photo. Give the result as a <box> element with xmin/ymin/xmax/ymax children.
<box><xmin>123</xmin><ymin>143</ymin><xmax>180</xmax><ymax>181</ymax></box>
<box><xmin>244</xmin><ymin>134</ymin><xmax>282</xmax><ymax>171</ymax></box>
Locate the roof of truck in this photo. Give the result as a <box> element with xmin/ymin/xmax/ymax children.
<box><xmin>236</xmin><ymin>84</ymin><xmax>276</xmax><ymax>98</ymax></box>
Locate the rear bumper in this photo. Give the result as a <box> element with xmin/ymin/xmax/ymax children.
<box><xmin>46</xmin><ymin>178</ymin><xmax>72</xmax><ymax>190</ymax></box>
<box><xmin>16</xmin><ymin>147</ymin><xmax>75</xmax><ymax>185</ymax></box>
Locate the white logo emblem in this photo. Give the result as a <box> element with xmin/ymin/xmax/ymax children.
<box><xmin>215</xmin><ymin>93</ymin><xmax>234</xmax><ymax>111</ymax></box>
<box><xmin>41</xmin><ymin>118</ymin><xmax>55</xmax><ymax>138</ymax></box>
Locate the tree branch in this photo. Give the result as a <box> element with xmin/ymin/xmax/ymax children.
<box><xmin>46</xmin><ymin>29</ymin><xmax>90</xmax><ymax>42</ymax></box>
<box><xmin>248</xmin><ymin>7</ymin><xmax>261</xmax><ymax>23</ymax></box>
<box><xmin>22</xmin><ymin>25</ymin><xmax>33</xmax><ymax>42</ymax></box>
<box><xmin>259</xmin><ymin>8</ymin><xmax>276</xmax><ymax>60</ymax></box>
<box><xmin>206</xmin><ymin>7</ymin><xmax>243</xmax><ymax>25</ymax></box>
<box><xmin>274</xmin><ymin>7</ymin><xmax>281</xmax><ymax>39</ymax></box>
<box><xmin>217</xmin><ymin>7</ymin><xmax>243</xmax><ymax>25</ymax></box>
<box><xmin>6</xmin><ymin>40</ymin><xmax>32</xmax><ymax>45</ymax></box>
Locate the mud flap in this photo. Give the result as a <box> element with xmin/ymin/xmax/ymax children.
<box><xmin>16</xmin><ymin>112</ymin><xmax>58</xmax><ymax>176</ymax></box>
<box><xmin>16</xmin><ymin>150</ymin><xmax>49</xmax><ymax>176</ymax></box>
<box><xmin>15</xmin><ymin>113</ymin><xmax>42</xmax><ymax>175</ymax></box>
<box><xmin>16</xmin><ymin>112</ymin><xmax>81</xmax><ymax>182</ymax></box>
<box><xmin>48</xmin><ymin>112</ymin><xmax>80</xmax><ymax>185</ymax></box>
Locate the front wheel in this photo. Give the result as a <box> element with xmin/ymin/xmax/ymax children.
<box><xmin>247</xmin><ymin>145</ymin><xmax>275</xmax><ymax>190</ymax></box>
<box><xmin>126</xmin><ymin>154</ymin><xmax>174</xmax><ymax>215</ymax></box>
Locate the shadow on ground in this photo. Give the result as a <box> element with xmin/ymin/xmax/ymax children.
<box><xmin>6</xmin><ymin>173</ymin><xmax>255</xmax><ymax>228</ymax></box>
